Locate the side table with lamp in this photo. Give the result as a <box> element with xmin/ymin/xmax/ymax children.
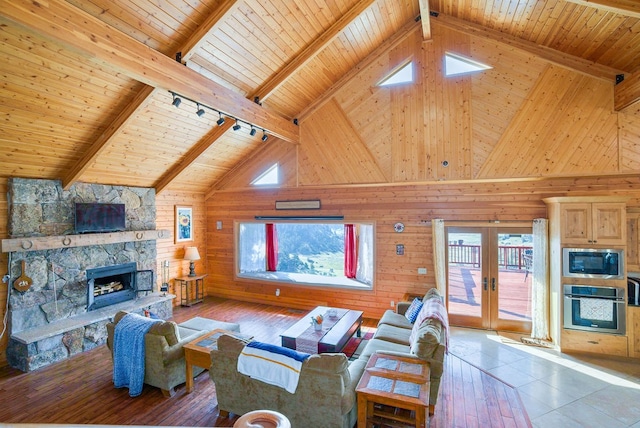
<box><xmin>176</xmin><ymin>246</ymin><xmax>206</xmax><ymax>306</ymax></box>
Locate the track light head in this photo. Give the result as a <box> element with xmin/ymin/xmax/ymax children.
<box><xmin>250</xmin><ymin>126</ymin><xmax>257</xmax><ymax>136</ymax></box>
<box><xmin>196</xmin><ymin>104</ymin><xmax>205</xmax><ymax>117</ymax></box>
<box><xmin>216</xmin><ymin>113</ymin><xmax>225</xmax><ymax>126</ymax></box>
<box><xmin>172</xmin><ymin>94</ymin><xmax>181</xmax><ymax>108</ymax></box>
<box><xmin>261</xmin><ymin>131</ymin><xmax>268</xmax><ymax>142</ymax></box>
<box><xmin>233</xmin><ymin>119</ymin><xmax>241</xmax><ymax>131</ymax></box>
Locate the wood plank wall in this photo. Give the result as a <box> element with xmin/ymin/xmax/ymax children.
<box><xmin>204</xmin><ymin>177</ymin><xmax>640</xmax><ymax>320</ymax></box>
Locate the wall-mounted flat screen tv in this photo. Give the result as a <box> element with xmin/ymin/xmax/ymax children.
<box><xmin>75</xmin><ymin>203</ymin><xmax>126</xmax><ymax>234</ymax></box>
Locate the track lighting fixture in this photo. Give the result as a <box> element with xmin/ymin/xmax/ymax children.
<box><xmin>171</xmin><ymin>93</ymin><xmax>181</xmax><ymax>108</ymax></box>
<box><xmin>167</xmin><ymin>90</ymin><xmax>269</xmax><ymax>139</ymax></box>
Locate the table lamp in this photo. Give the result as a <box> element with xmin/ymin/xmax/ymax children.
<box><xmin>184</xmin><ymin>246</ymin><xmax>200</xmax><ymax>277</ymax></box>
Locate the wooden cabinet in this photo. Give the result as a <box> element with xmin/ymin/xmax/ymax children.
<box><xmin>561</xmin><ymin>328</ymin><xmax>628</xmax><ymax>357</ymax></box>
<box><xmin>560</xmin><ymin>202</ymin><xmax>626</xmax><ymax>246</ymax></box>
<box><xmin>628</xmin><ymin>306</ymin><xmax>640</xmax><ymax>358</ymax></box>
<box><xmin>627</xmin><ymin>211</ymin><xmax>640</xmax><ymax>272</ymax></box>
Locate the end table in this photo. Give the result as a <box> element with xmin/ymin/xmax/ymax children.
<box><xmin>175</xmin><ymin>274</ymin><xmax>206</xmax><ymax>306</ymax></box>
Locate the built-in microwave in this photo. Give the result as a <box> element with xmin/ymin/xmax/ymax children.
<box><xmin>562</xmin><ymin>248</ymin><xmax>625</xmax><ymax>280</ymax></box>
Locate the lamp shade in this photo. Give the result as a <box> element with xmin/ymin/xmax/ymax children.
<box><xmin>184</xmin><ymin>246</ymin><xmax>201</xmax><ymax>261</ymax></box>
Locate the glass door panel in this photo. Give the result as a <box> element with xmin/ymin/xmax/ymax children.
<box><xmin>447</xmin><ymin>229</ymin><xmax>486</xmax><ymax>328</ymax></box>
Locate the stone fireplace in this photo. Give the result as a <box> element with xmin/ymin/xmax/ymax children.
<box><xmin>4</xmin><ymin>178</ymin><xmax>173</xmax><ymax>372</ymax></box>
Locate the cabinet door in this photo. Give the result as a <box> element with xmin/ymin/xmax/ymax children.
<box><xmin>627</xmin><ymin>213</ymin><xmax>640</xmax><ymax>271</ymax></box>
<box><xmin>592</xmin><ymin>203</ymin><xmax>626</xmax><ymax>246</ymax></box>
<box><xmin>560</xmin><ymin>203</ymin><xmax>592</xmax><ymax>244</ymax></box>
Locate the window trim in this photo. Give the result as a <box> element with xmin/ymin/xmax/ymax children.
<box><xmin>234</xmin><ymin>220</ymin><xmax>376</xmax><ymax>290</ymax></box>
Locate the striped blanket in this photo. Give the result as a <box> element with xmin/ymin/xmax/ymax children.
<box><xmin>237</xmin><ymin>341</ymin><xmax>310</xmax><ymax>393</ymax></box>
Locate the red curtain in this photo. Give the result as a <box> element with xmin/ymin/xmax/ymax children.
<box><xmin>344</xmin><ymin>224</ymin><xmax>357</xmax><ymax>278</ymax></box>
<box><xmin>266</xmin><ymin>223</ymin><xmax>278</xmax><ymax>271</ymax></box>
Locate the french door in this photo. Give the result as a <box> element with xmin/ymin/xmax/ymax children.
<box><xmin>446</xmin><ymin>226</ymin><xmax>532</xmax><ymax>332</ymax></box>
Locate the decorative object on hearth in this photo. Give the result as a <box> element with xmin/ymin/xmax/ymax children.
<box><xmin>13</xmin><ymin>260</ymin><xmax>32</xmax><ymax>292</ymax></box>
<box><xmin>161</xmin><ymin>260</ymin><xmax>169</xmax><ymax>295</ymax></box>
<box><xmin>184</xmin><ymin>246</ymin><xmax>201</xmax><ymax>277</ymax></box>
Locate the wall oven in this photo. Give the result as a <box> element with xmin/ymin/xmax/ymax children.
<box><xmin>563</xmin><ymin>284</ymin><xmax>626</xmax><ymax>334</ymax></box>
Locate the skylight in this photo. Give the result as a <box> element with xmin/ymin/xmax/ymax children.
<box><xmin>251</xmin><ymin>163</ymin><xmax>279</xmax><ymax>186</ymax></box>
<box><xmin>378</xmin><ymin>61</ymin><xmax>414</xmax><ymax>87</ymax></box>
<box><xmin>444</xmin><ymin>52</ymin><xmax>492</xmax><ymax>76</ymax></box>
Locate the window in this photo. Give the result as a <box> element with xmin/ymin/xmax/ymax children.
<box><xmin>444</xmin><ymin>52</ymin><xmax>492</xmax><ymax>76</ymax></box>
<box><xmin>378</xmin><ymin>61</ymin><xmax>414</xmax><ymax>87</ymax></box>
<box><xmin>251</xmin><ymin>163</ymin><xmax>279</xmax><ymax>186</ymax></box>
<box><xmin>237</xmin><ymin>221</ymin><xmax>374</xmax><ymax>289</ymax></box>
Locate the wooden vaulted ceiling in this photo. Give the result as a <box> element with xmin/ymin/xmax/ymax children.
<box><xmin>0</xmin><ymin>0</ymin><xmax>639</xmax><ymax>194</ymax></box>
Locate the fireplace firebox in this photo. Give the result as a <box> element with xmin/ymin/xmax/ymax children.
<box><xmin>87</xmin><ymin>262</ymin><xmax>139</xmax><ymax>311</ymax></box>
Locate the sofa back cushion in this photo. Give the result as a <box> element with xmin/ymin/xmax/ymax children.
<box><xmin>410</xmin><ymin>318</ymin><xmax>443</xmax><ymax>359</ymax></box>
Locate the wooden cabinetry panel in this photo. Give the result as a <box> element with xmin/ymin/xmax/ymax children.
<box><xmin>628</xmin><ymin>306</ymin><xmax>640</xmax><ymax>359</ymax></box>
<box><xmin>559</xmin><ymin>202</ymin><xmax>626</xmax><ymax>246</ymax></box>
<box><xmin>560</xmin><ymin>203</ymin><xmax>591</xmax><ymax>244</ymax></box>
<box><xmin>561</xmin><ymin>328</ymin><xmax>628</xmax><ymax>357</ymax></box>
<box><xmin>626</xmin><ymin>212</ymin><xmax>640</xmax><ymax>272</ymax></box>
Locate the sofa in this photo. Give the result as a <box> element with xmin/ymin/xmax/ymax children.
<box><xmin>352</xmin><ymin>287</ymin><xmax>448</xmax><ymax>415</ymax></box>
<box><xmin>209</xmin><ymin>288</ymin><xmax>447</xmax><ymax>426</ymax></box>
<box><xmin>106</xmin><ymin>311</ymin><xmax>240</xmax><ymax>397</ymax></box>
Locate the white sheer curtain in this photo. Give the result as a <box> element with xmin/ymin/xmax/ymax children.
<box><xmin>356</xmin><ymin>224</ymin><xmax>374</xmax><ymax>285</ymax></box>
<box><xmin>531</xmin><ymin>218</ymin><xmax>551</xmax><ymax>340</ymax></box>
<box><xmin>432</xmin><ymin>219</ymin><xmax>446</xmax><ymax>298</ymax></box>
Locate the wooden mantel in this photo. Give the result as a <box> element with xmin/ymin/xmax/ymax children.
<box><xmin>1</xmin><ymin>230</ymin><xmax>171</xmax><ymax>253</ymax></box>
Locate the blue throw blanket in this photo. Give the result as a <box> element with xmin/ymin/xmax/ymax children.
<box><xmin>113</xmin><ymin>313</ymin><xmax>161</xmax><ymax>397</ymax></box>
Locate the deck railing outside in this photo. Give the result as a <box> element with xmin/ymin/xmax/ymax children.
<box><xmin>448</xmin><ymin>244</ymin><xmax>532</xmax><ymax>270</ymax></box>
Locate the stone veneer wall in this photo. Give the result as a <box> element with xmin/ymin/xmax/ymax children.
<box><xmin>5</xmin><ymin>178</ymin><xmax>171</xmax><ymax>371</ymax></box>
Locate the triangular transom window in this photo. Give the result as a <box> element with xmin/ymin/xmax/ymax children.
<box><xmin>378</xmin><ymin>61</ymin><xmax>414</xmax><ymax>87</ymax></box>
<box><xmin>251</xmin><ymin>163</ymin><xmax>279</xmax><ymax>186</ymax></box>
<box><xmin>445</xmin><ymin>52</ymin><xmax>492</xmax><ymax>76</ymax></box>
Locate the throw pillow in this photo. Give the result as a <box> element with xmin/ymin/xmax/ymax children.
<box><xmin>404</xmin><ymin>297</ymin><xmax>423</xmax><ymax>323</ymax></box>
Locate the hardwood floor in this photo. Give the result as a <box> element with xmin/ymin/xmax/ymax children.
<box><xmin>0</xmin><ymin>297</ymin><xmax>530</xmax><ymax>427</ymax></box>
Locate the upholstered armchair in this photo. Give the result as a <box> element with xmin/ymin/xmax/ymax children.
<box><xmin>106</xmin><ymin>311</ymin><xmax>208</xmax><ymax>397</ymax></box>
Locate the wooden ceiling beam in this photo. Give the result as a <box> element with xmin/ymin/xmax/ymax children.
<box><xmin>154</xmin><ymin>121</ymin><xmax>235</xmax><ymax>194</ymax></box>
<box><xmin>418</xmin><ymin>0</ymin><xmax>432</xmax><ymax>40</ymax></box>
<box><xmin>61</xmin><ymin>0</ymin><xmax>242</xmax><ymax>191</ymax></box>
<box><xmin>433</xmin><ymin>13</ymin><xmax>625</xmax><ymax>82</ymax></box>
<box><xmin>615</xmin><ymin>71</ymin><xmax>640</xmax><ymax>111</ymax></box>
<box><xmin>250</xmin><ymin>0</ymin><xmax>378</xmax><ymax>104</ymax></box>
<box><xmin>0</xmin><ymin>0</ymin><xmax>299</xmax><ymax>144</ymax></box>
<box><xmin>61</xmin><ymin>86</ymin><xmax>156</xmax><ymax>189</ymax></box>
<box><xmin>565</xmin><ymin>0</ymin><xmax>640</xmax><ymax>18</ymax></box>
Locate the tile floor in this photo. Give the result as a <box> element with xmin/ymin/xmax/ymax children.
<box><xmin>449</xmin><ymin>327</ymin><xmax>640</xmax><ymax>428</ymax></box>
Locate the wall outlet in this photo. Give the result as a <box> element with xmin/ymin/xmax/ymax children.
<box><xmin>216</xmin><ymin>220</ymin><xmax>223</xmax><ymax>230</ymax></box>
<box><xmin>275</xmin><ymin>288</ymin><xmax>280</xmax><ymax>297</ymax></box>
<box><xmin>390</xmin><ymin>300</ymin><xmax>394</xmax><ymax>307</ymax></box>
<box><xmin>418</xmin><ymin>267</ymin><xmax>427</xmax><ymax>274</ymax></box>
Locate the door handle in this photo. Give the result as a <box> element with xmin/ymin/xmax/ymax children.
<box><xmin>491</xmin><ymin>277</ymin><xmax>496</xmax><ymax>291</ymax></box>
<box><xmin>483</xmin><ymin>277</ymin><xmax>488</xmax><ymax>291</ymax></box>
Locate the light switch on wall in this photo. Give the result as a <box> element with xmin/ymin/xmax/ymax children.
<box><xmin>418</xmin><ymin>267</ymin><xmax>427</xmax><ymax>274</ymax></box>
<box><xmin>216</xmin><ymin>221</ymin><xmax>222</xmax><ymax>230</ymax></box>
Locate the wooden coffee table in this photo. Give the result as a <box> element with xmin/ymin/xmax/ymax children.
<box><xmin>183</xmin><ymin>328</ymin><xmax>252</xmax><ymax>393</ymax></box>
<box><xmin>356</xmin><ymin>352</ymin><xmax>430</xmax><ymax>428</ymax></box>
<box><xmin>280</xmin><ymin>306</ymin><xmax>363</xmax><ymax>353</ymax></box>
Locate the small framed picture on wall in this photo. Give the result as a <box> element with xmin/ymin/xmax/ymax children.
<box><xmin>175</xmin><ymin>205</ymin><xmax>193</xmax><ymax>243</ymax></box>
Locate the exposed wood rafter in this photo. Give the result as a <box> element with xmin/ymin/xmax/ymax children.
<box><xmin>250</xmin><ymin>0</ymin><xmax>377</xmax><ymax>104</ymax></box>
<box><xmin>565</xmin><ymin>0</ymin><xmax>640</xmax><ymax>18</ymax></box>
<box><xmin>615</xmin><ymin>71</ymin><xmax>640</xmax><ymax>111</ymax></box>
<box><xmin>432</xmin><ymin>13</ymin><xmax>624</xmax><ymax>82</ymax></box>
<box><xmin>0</xmin><ymin>0</ymin><xmax>299</xmax><ymax>143</ymax></box>
<box><xmin>155</xmin><ymin>121</ymin><xmax>235</xmax><ymax>193</ymax></box>
<box><xmin>64</xmin><ymin>2</ymin><xmax>240</xmax><ymax>191</ymax></box>
<box><xmin>418</xmin><ymin>0</ymin><xmax>432</xmax><ymax>40</ymax></box>
<box><xmin>62</xmin><ymin>86</ymin><xmax>156</xmax><ymax>189</ymax></box>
